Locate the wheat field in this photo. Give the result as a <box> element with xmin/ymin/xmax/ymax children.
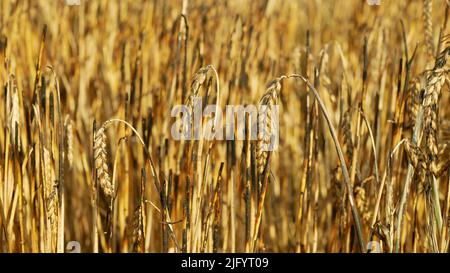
<box><xmin>0</xmin><ymin>0</ymin><xmax>449</xmax><ymax>253</ymax></box>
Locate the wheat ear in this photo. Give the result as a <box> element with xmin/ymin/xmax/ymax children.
<box><xmin>423</xmin><ymin>0</ymin><xmax>435</xmax><ymax>57</ymax></box>
<box><xmin>423</xmin><ymin>46</ymin><xmax>449</xmax><ymax>174</ymax></box>
<box><xmin>64</xmin><ymin>115</ymin><xmax>73</xmax><ymax>168</ymax></box>
<box><xmin>94</xmin><ymin>126</ymin><xmax>114</xmax><ymax>197</ymax></box>
<box><xmin>256</xmin><ymin>78</ymin><xmax>282</xmax><ymax>176</ymax></box>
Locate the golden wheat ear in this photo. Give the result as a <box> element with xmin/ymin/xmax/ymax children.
<box><xmin>64</xmin><ymin>115</ymin><xmax>73</xmax><ymax>169</ymax></box>
<box><xmin>93</xmin><ymin>126</ymin><xmax>114</xmax><ymax>198</ymax></box>
<box><xmin>43</xmin><ymin>147</ymin><xmax>57</xmax><ymax>232</ymax></box>
<box><xmin>433</xmin><ymin>143</ymin><xmax>450</xmax><ymax>176</ymax></box>
<box><xmin>256</xmin><ymin>78</ymin><xmax>282</xmax><ymax>176</ymax></box>
<box><xmin>423</xmin><ymin>0</ymin><xmax>434</xmax><ymax>58</ymax></box>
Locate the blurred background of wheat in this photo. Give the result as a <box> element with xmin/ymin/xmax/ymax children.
<box><xmin>0</xmin><ymin>0</ymin><xmax>449</xmax><ymax>253</ymax></box>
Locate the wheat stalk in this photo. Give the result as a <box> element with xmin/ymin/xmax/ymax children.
<box><xmin>132</xmin><ymin>204</ymin><xmax>144</xmax><ymax>252</ymax></box>
<box><xmin>288</xmin><ymin>74</ymin><xmax>366</xmax><ymax>252</ymax></box>
<box><xmin>7</xmin><ymin>75</ymin><xmax>19</xmax><ymax>149</ymax></box>
<box><xmin>42</xmin><ymin>146</ymin><xmax>57</xmax><ymax>245</ymax></box>
<box><xmin>340</xmin><ymin>109</ymin><xmax>353</xmax><ymax>162</ymax></box>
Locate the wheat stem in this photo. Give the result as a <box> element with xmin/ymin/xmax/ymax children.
<box><xmin>288</xmin><ymin>74</ymin><xmax>366</xmax><ymax>252</ymax></box>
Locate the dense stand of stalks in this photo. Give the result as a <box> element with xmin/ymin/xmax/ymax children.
<box><xmin>0</xmin><ymin>0</ymin><xmax>449</xmax><ymax>253</ymax></box>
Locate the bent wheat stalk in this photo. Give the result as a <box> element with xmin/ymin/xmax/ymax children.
<box><xmin>94</xmin><ymin>118</ymin><xmax>180</xmax><ymax>251</ymax></box>
<box><xmin>254</xmin><ymin>74</ymin><xmax>366</xmax><ymax>251</ymax></box>
<box><xmin>368</xmin><ymin>138</ymin><xmax>407</xmax><ymax>250</ymax></box>
<box><xmin>288</xmin><ymin>74</ymin><xmax>366</xmax><ymax>252</ymax></box>
<box><xmin>359</xmin><ymin>109</ymin><xmax>380</xmax><ymax>185</ymax></box>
